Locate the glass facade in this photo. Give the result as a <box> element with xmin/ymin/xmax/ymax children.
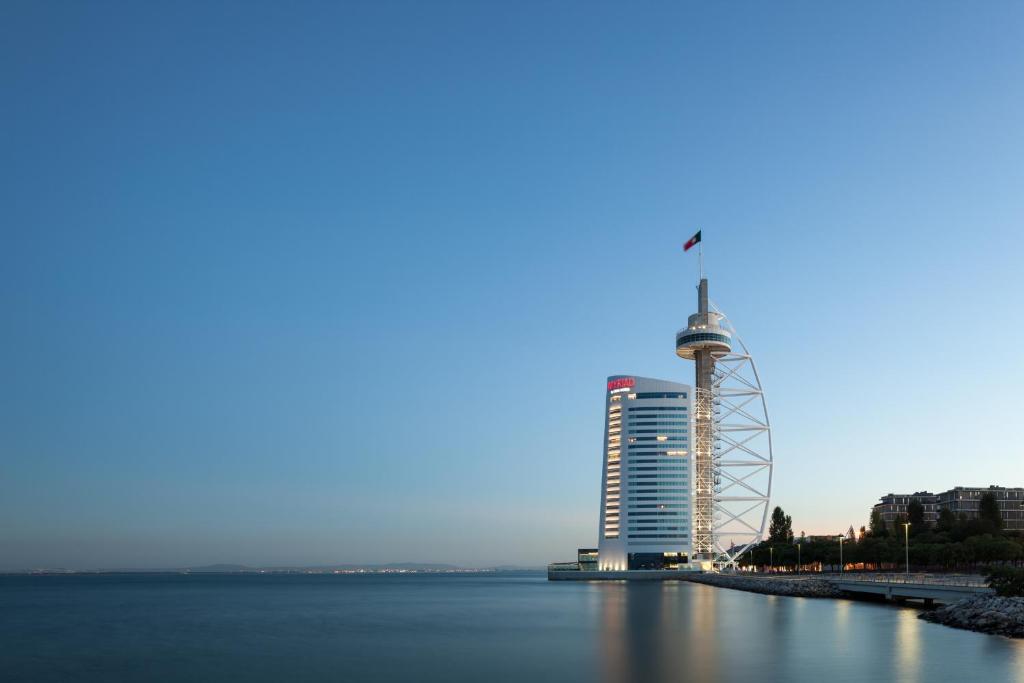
<box><xmin>599</xmin><ymin>377</ymin><xmax>693</xmax><ymax>570</ymax></box>
<box><xmin>676</xmin><ymin>332</ymin><xmax>730</xmax><ymax>346</ymax></box>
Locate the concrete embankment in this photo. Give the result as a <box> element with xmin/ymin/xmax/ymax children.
<box><xmin>685</xmin><ymin>573</ymin><xmax>842</xmax><ymax>598</ymax></box>
<box><xmin>918</xmin><ymin>595</ymin><xmax>1024</xmax><ymax>639</ymax></box>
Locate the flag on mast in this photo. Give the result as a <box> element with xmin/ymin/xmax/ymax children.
<box><xmin>683</xmin><ymin>230</ymin><xmax>701</xmax><ymax>252</ymax></box>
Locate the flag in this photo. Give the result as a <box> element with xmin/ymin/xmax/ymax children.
<box><xmin>683</xmin><ymin>230</ymin><xmax>701</xmax><ymax>252</ymax></box>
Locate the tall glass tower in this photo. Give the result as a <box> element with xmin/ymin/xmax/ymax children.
<box><xmin>598</xmin><ymin>375</ymin><xmax>693</xmax><ymax>571</ymax></box>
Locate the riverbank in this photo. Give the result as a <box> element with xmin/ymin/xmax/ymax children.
<box><xmin>685</xmin><ymin>573</ymin><xmax>842</xmax><ymax>598</ymax></box>
<box><xmin>918</xmin><ymin>595</ymin><xmax>1024</xmax><ymax>638</ymax></box>
<box><xmin>685</xmin><ymin>573</ymin><xmax>1024</xmax><ymax>639</ymax></box>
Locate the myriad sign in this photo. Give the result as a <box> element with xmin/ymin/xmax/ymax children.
<box><xmin>607</xmin><ymin>377</ymin><xmax>635</xmax><ymax>392</ymax></box>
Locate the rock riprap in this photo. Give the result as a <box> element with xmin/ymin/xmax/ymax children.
<box><xmin>685</xmin><ymin>573</ymin><xmax>843</xmax><ymax>598</ymax></box>
<box><xmin>918</xmin><ymin>595</ymin><xmax>1024</xmax><ymax>638</ymax></box>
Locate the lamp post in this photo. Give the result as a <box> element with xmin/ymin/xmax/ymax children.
<box><xmin>904</xmin><ymin>522</ymin><xmax>911</xmax><ymax>576</ymax></box>
<box><xmin>770</xmin><ymin>546</ymin><xmax>774</xmax><ymax>574</ymax></box>
<box><xmin>797</xmin><ymin>542</ymin><xmax>801</xmax><ymax>575</ymax></box>
<box><xmin>838</xmin><ymin>535</ymin><xmax>844</xmax><ymax>573</ymax></box>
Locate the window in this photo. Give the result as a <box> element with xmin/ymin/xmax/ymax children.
<box><xmin>630</xmin><ymin>492</ymin><xmax>687</xmax><ymax>497</ymax></box>
<box><xmin>630</xmin><ymin>511</ymin><xmax>687</xmax><ymax>516</ymax></box>
<box><xmin>629</xmin><ymin>504</ymin><xmax>687</xmax><ymax>509</ymax></box>
<box><xmin>627</xmin><ymin>466</ymin><xmax>687</xmax><ymax>471</ymax></box>
<box><xmin>676</xmin><ymin>332</ymin><xmax>730</xmax><ymax>345</ymax></box>
<box><xmin>627</xmin><ymin>474</ymin><xmax>686</xmax><ymax>480</ymax></box>
<box><xmin>628</xmin><ymin>534</ymin><xmax>689</xmax><ymax>539</ymax></box>
<box><xmin>632</xmin><ymin>436</ymin><xmax>687</xmax><ymax>442</ymax></box>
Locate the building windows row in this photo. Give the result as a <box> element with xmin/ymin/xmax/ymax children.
<box><xmin>630</xmin><ymin>511</ymin><xmax>688</xmax><ymax>516</ymax></box>
<box><xmin>626</xmin><ymin>450</ymin><xmax>688</xmax><ymax>458</ymax></box>
<box><xmin>627</xmin><ymin>466</ymin><xmax>687</xmax><ymax>471</ymax></box>
<box><xmin>628</xmin><ymin>474</ymin><xmax>686</xmax><ymax>479</ymax></box>
<box><xmin>631</xmin><ymin>436</ymin><xmax>687</xmax><ymax>443</ymax></box>
<box><xmin>630</xmin><ymin>459</ymin><xmax>687</xmax><ymax>465</ymax></box>
<box><xmin>627</xmin><ymin>534</ymin><xmax>689</xmax><ymax>539</ymax></box>
<box><xmin>626</xmin><ymin>407</ymin><xmax>687</xmax><ymax>413</ymax></box>
<box><xmin>628</xmin><ymin>430</ymin><xmax>689</xmax><ymax>436</ymax></box>
<box><xmin>629</xmin><ymin>392</ymin><xmax>688</xmax><ymax>399</ymax></box>
<box><xmin>676</xmin><ymin>332</ymin><xmax>730</xmax><ymax>345</ymax></box>
<box><xmin>629</xmin><ymin>504</ymin><xmax>687</xmax><ymax>509</ymax></box>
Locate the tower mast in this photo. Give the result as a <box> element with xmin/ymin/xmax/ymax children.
<box><xmin>676</xmin><ymin>276</ymin><xmax>732</xmax><ymax>568</ymax></box>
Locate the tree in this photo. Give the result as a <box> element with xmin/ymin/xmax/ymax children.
<box><xmin>869</xmin><ymin>508</ymin><xmax>888</xmax><ymax>538</ymax></box>
<box><xmin>846</xmin><ymin>525</ymin><xmax>856</xmax><ymax>541</ymax></box>
<box><xmin>769</xmin><ymin>506</ymin><xmax>793</xmax><ymax>543</ymax></box>
<box><xmin>888</xmin><ymin>513</ymin><xmax>905</xmax><ymax>538</ymax></box>
<box><xmin>979</xmin><ymin>492</ymin><xmax>1003</xmax><ymax>533</ymax></box>
<box><xmin>987</xmin><ymin>566</ymin><xmax>1024</xmax><ymax>597</ymax></box>
<box><xmin>936</xmin><ymin>508</ymin><xmax>956</xmax><ymax>533</ymax></box>
<box><xmin>907</xmin><ymin>500</ymin><xmax>926</xmax><ymax>530</ymax></box>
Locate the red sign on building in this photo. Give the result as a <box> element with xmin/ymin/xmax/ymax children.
<box><xmin>607</xmin><ymin>377</ymin><xmax>635</xmax><ymax>392</ymax></box>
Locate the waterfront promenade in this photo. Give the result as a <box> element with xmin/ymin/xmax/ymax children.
<box><xmin>687</xmin><ymin>572</ymin><xmax>991</xmax><ymax>604</ymax></box>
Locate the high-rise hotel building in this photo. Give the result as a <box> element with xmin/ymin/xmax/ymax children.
<box><xmin>598</xmin><ymin>375</ymin><xmax>693</xmax><ymax>570</ymax></box>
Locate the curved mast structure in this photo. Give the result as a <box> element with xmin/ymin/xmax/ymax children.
<box><xmin>677</xmin><ymin>277</ymin><xmax>773</xmax><ymax>571</ymax></box>
<box><xmin>707</xmin><ymin>304</ymin><xmax>773</xmax><ymax>570</ymax></box>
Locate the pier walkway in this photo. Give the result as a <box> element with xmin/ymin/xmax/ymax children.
<box><xmin>826</xmin><ymin>573</ymin><xmax>992</xmax><ymax>604</ymax></box>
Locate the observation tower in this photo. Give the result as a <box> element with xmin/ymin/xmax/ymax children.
<box><xmin>676</xmin><ymin>277</ymin><xmax>773</xmax><ymax>570</ymax></box>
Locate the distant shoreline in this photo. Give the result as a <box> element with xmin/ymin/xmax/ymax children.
<box><xmin>0</xmin><ymin>567</ymin><xmax>546</xmax><ymax>576</ymax></box>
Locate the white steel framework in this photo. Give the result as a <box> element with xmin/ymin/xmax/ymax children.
<box><xmin>707</xmin><ymin>304</ymin><xmax>773</xmax><ymax>570</ymax></box>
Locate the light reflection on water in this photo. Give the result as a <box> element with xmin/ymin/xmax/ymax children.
<box><xmin>590</xmin><ymin>580</ymin><xmax>1024</xmax><ymax>683</ymax></box>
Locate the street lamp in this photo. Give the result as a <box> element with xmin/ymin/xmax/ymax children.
<box><xmin>797</xmin><ymin>542</ymin><xmax>801</xmax><ymax>575</ymax></box>
<box><xmin>838</xmin><ymin>535</ymin><xmax>844</xmax><ymax>573</ymax></box>
<box><xmin>903</xmin><ymin>522</ymin><xmax>911</xmax><ymax>576</ymax></box>
<box><xmin>770</xmin><ymin>546</ymin><xmax>774</xmax><ymax>574</ymax></box>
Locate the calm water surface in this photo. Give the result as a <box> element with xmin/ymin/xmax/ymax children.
<box><xmin>2</xmin><ymin>572</ymin><xmax>1023</xmax><ymax>682</ymax></box>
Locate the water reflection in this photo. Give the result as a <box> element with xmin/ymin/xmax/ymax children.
<box><xmin>895</xmin><ymin>608</ymin><xmax>921</xmax><ymax>683</ymax></box>
<box><xmin>593</xmin><ymin>581</ymin><xmax>1024</xmax><ymax>683</ymax></box>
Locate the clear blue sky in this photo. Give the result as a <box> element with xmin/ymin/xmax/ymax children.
<box><xmin>2</xmin><ymin>1</ymin><xmax>1023</xmax><ymax>569</ymax></box>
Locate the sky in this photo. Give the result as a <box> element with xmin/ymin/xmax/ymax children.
<box><xmin>2</xmin><ymin>1</ymin><xmax>1023</xmax><ymax>570</ymax></box>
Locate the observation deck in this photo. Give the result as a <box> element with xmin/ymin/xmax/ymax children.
<box><xmin>675</xmin><ymin>311</ymin><xmax>732</xmax><ymax>360</ymax></box>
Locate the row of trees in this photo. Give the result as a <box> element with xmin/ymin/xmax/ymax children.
<box><xmin>738</xmin><ymin>496</ymin><xmax>1024</xmax><ymax>572</ymax></box>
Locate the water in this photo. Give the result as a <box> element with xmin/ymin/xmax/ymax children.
<box><xmin>1</xmin><ymin>572</ymin><xmax>1022</xmax><ymax>682</ymax></box>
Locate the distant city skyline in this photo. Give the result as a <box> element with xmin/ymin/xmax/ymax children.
<box><xmin>3</xmin><ymin>2</ymin><xmax>1024</xmax><ymax>569</ymax></box>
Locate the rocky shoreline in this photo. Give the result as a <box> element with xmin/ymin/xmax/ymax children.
<box><xmin>918</xmin><ymin>595</ymin><xmax>1024</xmax><ymax>638</ymax></box>
<box><xmin>685</xmin><ymin>573</ymin><xmax>1024</xmax><ymax>639</ymax></box>
<box><xmin>685</xmin><ymin>573</ymin><xmax>843</xmax><ymax>598</ymax></box>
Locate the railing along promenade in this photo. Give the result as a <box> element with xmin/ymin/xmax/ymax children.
<box><xmin>824</xmin><ymin>572</ymin><xmax>988</xmax><ymax>588</ymax></box>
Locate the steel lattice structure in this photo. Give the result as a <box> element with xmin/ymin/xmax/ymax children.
<box><xmin>676</xmin><ymin>277</ymin><xmax>772</xmax><ymax>572</ymax></box>
<box><xmin>707</xmin><ymin>304</ymin><xmax>773</xmax><ymax>570</ymax></box>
